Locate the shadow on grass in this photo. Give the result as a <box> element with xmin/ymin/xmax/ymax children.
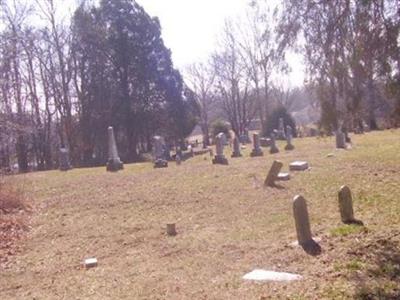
<box><xmin>351</xmin><ymin>237</ymin><xmax>400</xmax><ymax>299</ymax></box>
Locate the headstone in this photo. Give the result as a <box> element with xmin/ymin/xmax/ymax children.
<box><xmin>231</xmin><ymin>136</ymin><xmax>242</xmax><ymax>158</ymax></box>
<box><xmin>264</xmin><ymin>160</ymin><xmax>283</xmax><ymax>187</ymax></box>
<box><xmin>84</xmin><ymin>258</ymin><xmax>98</xmax><ymax>269</ymax></box>
<box><xmin>106</xmin><ymin>126</ymin><xmax>123</xmax><ymax>171</ymax></box>
<box><xmin>338</xmin><ymin>186</ymin><xmax>363</xmax><ymax>225</ymax></box>
<box><xmin>212</xmin><ymin>133</ymin><xmax>228</xmax><ymax>165</ymax></box>
<box><xmin>260</xmin><ymin>138</ymin><xmax>271</xmax><ymax>147</ymax></box>
<box><xmin>166</xmin><ymin>223</ymin><xmax>177</xmax><ymax>236</ymax></box>
<box><xmin>289</xmin><ymin>161</ymin><xmax>309</xmax><ymax>171</ymax></box>
<box><xmin>284</xmin><ymin>125</ymin><xmax>295</xmax><ymax>150</ymax></box>
<box><xmin>153</xmin><ymin>136</ymin><xmax>168</xmax><ymax>168</ymax></box>
<box><xmin>239</xmin><ymin>128</ymin><xmax>251</xmax><ymax>144</ymax></box>
<box><xmin>277</xmin><ymin>118</ymin><xmax>286</xmax><ymax>140</ymax></box>
<box><xmin>335</xmin><ymin>128</ymin><xmax>346</xmax><ymax>149</ymax></box>
<box><xmin>59</xmin><ymin>148</ymin><xmax>72</xmax><ymax>171</ymax></box>
<box><xmin>269</xmin><ymin>131</ymin><xmax>279</xmax><ymax>154</ymax></box>
<box><xmin>293</xmin><ymin>195</ymin><xmax>321</xmax><ymax>255</ymax></box>
<box><xmin>250</xmin><ymin>133</ymin><xmax>263</xmax><ymax>157</ymax></box>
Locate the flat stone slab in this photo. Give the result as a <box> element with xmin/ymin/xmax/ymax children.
<box><xmin>277</xmin><ymin>172</ymin><xmax>290</xmax><ymax>181</ymax></box>
<box><xmin>243</xmin><ymin>269</ymin><xmax>302</xmax><ymax>282</ymax></box>
<box><xmin>84</xmin><ymin>258</ymin><xmax>98</xmax><ymax>269</ymax></box>
<box><xmin>290</xmin><ymin>237</ymin><xmax>322</xmax><ymax>247</ymax></box>
<box><xmin>289</xmin><ymin>161</ymin><xmax>309</xmax><ymax>171</ymax></box>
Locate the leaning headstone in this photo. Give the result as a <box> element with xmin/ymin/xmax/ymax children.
<box><xmin>153</xmin><ymin>136</ymin><xmax>168</xmax><ymax>168</ymax></box>
<box><xmin>269</xmin><ymin>132</ymin><xmax>279</xmax><ymax>154</ymax></box>
<box><xmin>106</xmin><ymin>126</ymin><xmax>123</xmax><ymax>172</ymax></box>
<box><xmin>338</xmin><ymin>186</ymin><xmax>363</xmax><ymax>225</ymax></box>
<box><xmin>264</xmin><ymin>160</ymin><xmax>283</xmax><ymax>187</ymax></box>
<box><xmin>284</xmin><ymin>125</ymin><xmax>295</xmax><ymax>150</ymax></box>
<box><xmin>250</xmin><ymin>133</ymin><xmax>263</xmax><ymax>157</ymax></box>
<box><xmin>212</xmin><ymin>133</ymin><xmax>228</xmax><ymax>165</ymax></box>
<box><xmin>289</xmin><ymin>161</ymin><xmax>309</xmax><ymax>171</ymax></box>
<box><xmin>59</xmin><ymin>148</ymin><xmax>72</xmax><ymax>171</ymax></box>
<box><xmin>335</xmin><ymin>128</ymin><xmax>346</xmax><ymax>149</ymax></box>
<box><xmin>231</xmin><ymin>136</ymin><xmax>242</xmax><ymax>158</ymax></box>
<box><xmin>293</xmin><ymin>195</ymin><xmax>321</xmax><ymax>255</ymax></box>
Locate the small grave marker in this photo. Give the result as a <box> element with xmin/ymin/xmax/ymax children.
<box><xmin>289</xmin><ymin>161</ymin><xmax>309</xmax><ymax>171</ymax></box>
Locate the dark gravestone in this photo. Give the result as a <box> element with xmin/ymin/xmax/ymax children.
<box><xmin>106</xmin><ymin>126</ymin><xmax>124</xmax><ymax>172</ymax></box>
<box><xmin>231</xmin><ymin>136</ymin><xmax>242</xmax><ymax>158</ymax></box>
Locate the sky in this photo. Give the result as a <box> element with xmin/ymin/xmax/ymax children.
<box><xmin>135</xmin><ymin>0</ymin><xmax>305</xmax><ymax>87</ymax></box>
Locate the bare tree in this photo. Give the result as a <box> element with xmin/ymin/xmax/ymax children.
<box><xmin>213</xmin><ymin>21</ymin><xmax>257</xmax><ymax>136</ymax></box>
<box><xmin>185</xmin><ymin>62</ymin><xmax>215</xmax><ymax>147</ymax></box>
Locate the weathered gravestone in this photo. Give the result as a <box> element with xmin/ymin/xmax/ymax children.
<box><xmin>269</xmin><ymin>131</ymin><xmax>279</xmax><ymax>154</ymax></box>
<box><xmin>264</xmin><ymin>160</ymin><xmax>283</xmax><ymax>187</ymax></box>
<box><xmin>231</xmin><ymin>136</ymin><xmax>242</xmax><ymax>158</ymax></box>
<box><xmin>335</xmin><ymin>128</ymin><xmax>346</xmax><ymax>149</ymax></box>
<box><xmin>153</xmin><ymin>136</ymin><xmax>168</xmax><ymax>168</ymax></box>
<box><xmin>338</xmin><ymin>185</ymin><xmax>363</xmax><ymax>225</ymax></box>
<box><xmin>284</xmin><ymin>125</ymin><xmax>295</xmax><ymax>151</ymax></box>
<box><xmin>59</xmin><ymin>148</ymin><xmax>72</xmax><ymax>171</ymax></box>
<box><xmin>175</xmin><ymin>154</ymin><xmax>182</xmax><ymax>165</ymax></box>
<box><xmin>289</xmin><ymin>161</ymin><xmax>309</xmax><ymax>171</ymax></box>
<box><xmin>293</xmin><ymin>195</ymin><xmax>321</xmax><ymax>255</ymax></box>
<box><xmin>212</xmin><ymin>133</ymin><xmax>228</xmax><ymax>165</ymax></box>
<box><xmin>106</xmin><ymin>126</ymin><xmax>124</xmax><ymax>172</ymax></box>
<box><xmin>277</xmin><ymin>118</ymin><xmax>286</xmax><ymax>140</ymax></box>
<box><xmin>250</xmin><ymin>133</ymin><xmax>264</xmax><ymax>157</ymax></box>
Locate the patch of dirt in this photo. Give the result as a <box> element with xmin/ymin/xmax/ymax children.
<box><xmin>0</xmin><ymin>182</ymin><xmax>31</xmax><ymax>268</ymax></box>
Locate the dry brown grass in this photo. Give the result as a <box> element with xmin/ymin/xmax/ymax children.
<box><xmin>0</xmin><ymin>177</ymin><xmax>31</xmax><ymax>267</ymax></box>
<box><xmin>1</xmin><ymin>130</ymin><xmax>400</xmax><ymax>299</ymax></box>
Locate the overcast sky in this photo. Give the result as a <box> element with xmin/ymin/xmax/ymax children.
<box><xmin>135</xmin><ymin>0</ymin><xmax>305</xmax><ymax>87</ymax></box>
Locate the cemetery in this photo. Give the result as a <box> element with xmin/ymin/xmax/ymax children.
<box><xmin>1</xmin><ymin>129</ymin><xmax>400</xmax><ymax>299</ymax></box>
<box><xmin>0</xmin><ymin>0</ymin><xmax>399</xmax><ymax>299</ymax></box>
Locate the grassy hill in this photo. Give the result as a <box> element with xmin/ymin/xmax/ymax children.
<box><xmin>1</xmin><ymin>130</ymin><xmax>400</xmax><ymax>299</ymax></box>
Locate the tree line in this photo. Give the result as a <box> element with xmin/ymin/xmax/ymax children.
<box><xmin>0</xmin><ymin>0</ymin><xmax>198</xmax><ymax>172</ymax></box>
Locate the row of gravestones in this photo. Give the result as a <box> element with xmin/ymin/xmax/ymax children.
<box><xmin>59</xmin><ymin>126</ymin><xmax>173</xmax><ymax>172</ymax></box>
<box><xmin>59</xmin><ymin>124</ymin><xmax>351</xmax><ymax>171</ymax></box>
<box><xmin>212</xmin><ymin>126</ymin><xmax>295</xmax><ymax>166</ymax></box>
